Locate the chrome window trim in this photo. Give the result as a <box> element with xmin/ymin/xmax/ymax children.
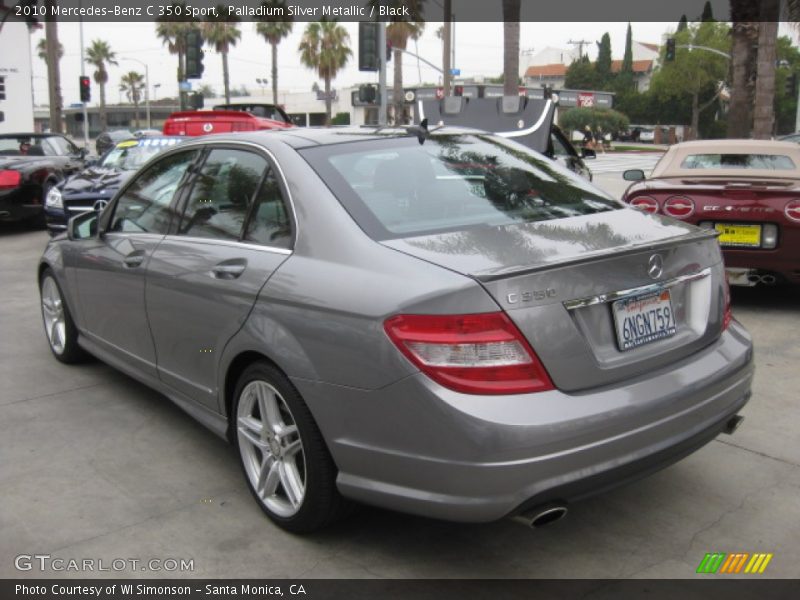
<box><xmin>161</xmin><ymin>234</ymin><xmax>292</xmax><ymax>256</ymax></box>
<box><xmin>563</xmin><ymin>267</ymin><xmax>712</xmax><ymax>311</ymax></box>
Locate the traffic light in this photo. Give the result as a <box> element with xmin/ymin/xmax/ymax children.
<box><xmin>185</xmin><ymin>29</ymin><xmax>205</xmax><ymax>79</ymax></box>
<box><xmin>191</xmin><ymin>92</ymin><xmax>204</xmax><ymax>109</ymax></box>
<box><xmin>665</xmin><ymin>38</ymin><xmax>676</xmax><ymax>62</ymax></box>
<box><xmin>79</xmin><ymin>76</ymin><xmax>91</xmax><ymax>103</ymax></box>
<box><xmin>786</xmin><ymin>73</ymin><xmax>797</xmax><ymax>97</ymax></box>
<box><xmin>358</xmin><ymin>84</ymin><xmax>377</xmax><ymax>103</ymax></box>
<box><xmin>358</xmin><ymin>22</ymin><xmax>379</xmax><ymax>72</ymax></box>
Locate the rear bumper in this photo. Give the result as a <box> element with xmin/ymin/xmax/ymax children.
<box><xmin>0</xmin><ymin>189</ymin><xmax>42</xmax><ymax>222</ymax></box>
<box><xmin>293</xmin><ymin>321</ymin><xmax>754</xmax><ymax>522</ymax></box>
<box><xmin>722</xmin><ymin>239</ymin><xmax>800</xmax><ymax>284</ymax></box>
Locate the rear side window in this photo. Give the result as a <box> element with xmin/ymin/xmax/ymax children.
<box><xmin>680</xmin><ymin>153</ymin><xmax>796</xmax><ymax>170</ymax></box>
<box><xmin>179</xmin><ymin>147</ymin><xmax>292</xmax><ymax>249</ymax></box>
<box><xmin>301</xmin><ymin>134</ymin><xmax>619</xmax><ymax>240</ymax></box>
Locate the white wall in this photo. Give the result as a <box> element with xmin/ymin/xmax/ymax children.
<box><xmin>0</xmin><ymin>20</ymin><xmax>34</xmax><ymax>133</ymax></box>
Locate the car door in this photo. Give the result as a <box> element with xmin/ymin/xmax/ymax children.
<box><xmin>145</xmin><ymin>144</ymin><xmax>294</xmax><ymax>410</ymax></box>
<box><xmin>73</xmin><ymin>149</ymin><xmax>200</xmax><ymax>377</ymax></box>
<box><xmin>42</xmin><ymin>135</ymin><xmax>85</xmax><ymax>175</ymax></box>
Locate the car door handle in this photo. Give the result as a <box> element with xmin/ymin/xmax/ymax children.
<box><xmin>123</xmin><ymin>252</ymin><xmax>145</xmax><ymax>268</ymax></box>
<box><xmin>211</xmin><ymin>260</ymin><xmax>247</xmax><ymax>279</ymax></box>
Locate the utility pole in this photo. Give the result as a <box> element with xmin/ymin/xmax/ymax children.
<box><xmin>378</xmin><ymin>22</ymin><xmax>387</xmax><ymax>125</ymax></box>
<box><xmin>442</xmin><ymin>0</ymin><xmax>451</xmax><ymax>96</ymax></box>
<box><xmin>78</xmin><ymin>1</ymin><xmax>89</xmax><ymax>146</ymax></box>
<box><xmin>568</xmin><ymin>39</ymin><xmax>591</xmax><ymax>60</ymax></box>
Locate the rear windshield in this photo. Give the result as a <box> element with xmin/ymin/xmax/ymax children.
<box><xmin>680</xmin><ymin>153</ymin><xmax>796</xmax><ymax>170</ymax></box>
<box><xmin>301</xmin><ymin>134</ymin><xmax>620</xmax><ymax>240</ymax></box>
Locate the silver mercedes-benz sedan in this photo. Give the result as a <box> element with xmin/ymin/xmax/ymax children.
<box><xmin>38</xmin><ymin>127</ymin><xmax>754</xmax><ymax>532</ymax></box>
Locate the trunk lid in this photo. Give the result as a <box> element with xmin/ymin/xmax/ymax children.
<box><xmin>383</xmin><ymin>209</ymin><xmax>725</xmax><ymax>392</ymax></box>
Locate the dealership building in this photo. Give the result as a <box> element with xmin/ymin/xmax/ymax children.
<box><xmin>0</xmin><ymin>10</ymin><xmax>35</xmax><ymax>134</ymax></box>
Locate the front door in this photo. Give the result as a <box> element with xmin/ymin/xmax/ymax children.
<box><xmin>73</xmin><ymin>149</ymin><xmax>199</xmax><ymax>376</ymax></box>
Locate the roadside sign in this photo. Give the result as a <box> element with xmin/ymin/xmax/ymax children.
<box><xmin>450</xmin><ymin>68</ymin><xmax>461</xmax><ymax>76</ymax></box>
<box><xmin>179</xmin><ymin>81</ymin><xmax>192</xmax><ymax>92</ymax></box>
<box><xmin>577</xmin><ymin>92</ymin><xmax>595</xmax><ymax>107</ymax></box>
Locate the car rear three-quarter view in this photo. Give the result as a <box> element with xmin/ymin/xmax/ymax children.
<box><xmin>38</xmin><ymin>127</ymin><xmax>754</xmax><ymax>533</ymax></box>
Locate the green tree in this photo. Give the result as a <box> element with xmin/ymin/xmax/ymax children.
<box><xmin>701</xmin><ymin>1</ymin><xmax>714</xmax><ymax>21</ymax></box>
<box><xmin>85</xmin><ymin>40</ymin><xmax>117</xmax><ymax>131</ymax></box>
<box><xmin>677</xmin><ymin>15</ymin><xmax>688</xmax><ymax>32</ymax></box>
<box><xmin>155</xmin><ymin>3</ymin><xmax>196</xmax><ymax>110</ymax></box>
<box><xmin>204</xmin><ymin>5</ymin><xmax>242</xmax><ymax>104</ymax></box>
<box><xmin>595</xmin><ymin>33</ymin><xmax>612</xmax><ymax>87</ymax></box>
<box><xmin>255</xmin><ymin>1</ymin><xmax>293</xmax><ymax>107</ymax></box>
<box><xmin>36</xmin><ymin>38</ymin><xmax>63</xmax><ymax>61</ymax></box>
<box><xmin>649</xmin><ymin>21</ymin><xmax>729</xmax><ymax>139</ymax></box>
<box><xmin>502</xmin><ymin>0</ymin><xmax>521</xmax><ymax>95</ymax></box>
<box><xmin>119</xmin><ymin>71</ymin><xmax>145</xmax><ymax>128</ymax></box>
<box><xmin>559</xmin><ymin>107</ymin><xmax>630</xmax><ymax>137</ymax></box>
<box><xmin>197</xmin><ymin>83</ymin><xmax>216</xmax><ymax>98</ymax></box>
<box><xmin>615</xmin><ymin>24</ymin><xmax>635</xmax><ymax>93</ymax></box>
<box><xmin>565</xmin><ymin>56</ymin><xmax>597</xmax><ymax>90</ymax></box>
<box><xmin>774</xmin><ymin>36</ymin><xmax>800</xmax><ymax>134</ymax></box>
<box><xmin>298</xmin><ymin>19</ymin><xmax>351</xmax><ymax>126</ymax></box>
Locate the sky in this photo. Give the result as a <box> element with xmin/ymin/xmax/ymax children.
<box><xmin>26</xmin><ymin>21</ymin><xmax>799</xmax><ymax>107</ymax></box>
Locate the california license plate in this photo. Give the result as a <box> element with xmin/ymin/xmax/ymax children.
<box><xmin>715</xmin><ymin>223</ymin><xmax>761</xmax><ymax>248</ymax></box>
<box><xmin>612</xmin><ymin>289</ymin><xmax>677</xmax><ymax>351</ymax></box>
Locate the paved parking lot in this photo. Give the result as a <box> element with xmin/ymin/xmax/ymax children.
<box><xmin>2</xmin><ymin>171</ymin><xmax>799</xmax><ymax>579</ymax></box>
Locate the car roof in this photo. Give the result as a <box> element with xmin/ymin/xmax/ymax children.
<box><xmin>0</xmin><ymin>133</ymin><xmax>63</xmax><ymax>139</ymax></box>
<box><xmin>651</xmin><ymin>139</ymin><xmax>800</xmax><ymax>179</ymax></box>
<box><xmin>193</xmin><ymin>125</ymin><xmax>492</xmax><ymax>150</ymax></box>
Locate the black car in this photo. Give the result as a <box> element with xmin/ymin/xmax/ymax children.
<box><xmin>45</xmin><ymin>136</ymin><xmax>183</xmax><ymax>233</ymax></box>
<box><xmin>94</xmin><ymin>129</ymin><xmax>134</xmax><ymax>156</ymax></box>
<box><xmin>0</xmin><ymin>133</ymin><xmax>90</xmax><ymax>226</ymax></box>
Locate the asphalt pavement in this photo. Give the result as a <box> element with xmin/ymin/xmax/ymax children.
<box><xmin>0</xmin><ymin>170</ymin><xmax>798</xmax><ymax>579</ymax></box>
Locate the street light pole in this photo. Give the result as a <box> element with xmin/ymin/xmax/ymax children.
<box><xmin>378</xmin><ymin>23</ymin><xmax>387</xmax><ymax>125</ymax></box>
<box><xmin>120</xmin><ymin>57</ymin><xmax>151</xmax><ymax>129</ymax></box>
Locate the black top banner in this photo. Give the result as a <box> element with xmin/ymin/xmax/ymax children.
<box><xmin>0</xmin><ymin>0</ymin><xmax>786</xmax><ymax>23</ymax></box>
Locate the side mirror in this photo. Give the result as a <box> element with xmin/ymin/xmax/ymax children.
<box><xmin>78</xmin><ymin>147</ymin><xmax>89</xmax><ymax>159</ymax></box>
<box><xmin>581</xmin><ymin>148</ymin><xmax>596</xmax><ymax>159</ymax></box>
<box><xmin>623</xmin><ymin>169</ymin><xmax>646</xmax><ymax>182</ymax></box>
<box><xmin>67</xmin><ymin>211</ymin><xmax>98</xmax><ymax>241</ymax></box>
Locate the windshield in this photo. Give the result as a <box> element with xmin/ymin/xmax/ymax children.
<box><xmin>680</xmin><ymin>153</ymin><xmax>796</xmax><ymax>170</ymax></box>
<box><xmin>100</xmin><ymin>138</ymin><xmax>180</xmax><ymax>170</ymax></box>
<box><xmin>301</xmin><ymin>133</ymin><xmax>620</xmax><ymax>240</ymax></box>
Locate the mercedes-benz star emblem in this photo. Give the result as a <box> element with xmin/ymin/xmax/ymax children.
<box><xmin>93</xmin><ymin>199</ymin><xmax>109</xmax><ymax>212</ymax></box>
<box><xmin>647</xmin><ymin>254</ymin><xmax>664</xmax><ymax>280</ymax></box>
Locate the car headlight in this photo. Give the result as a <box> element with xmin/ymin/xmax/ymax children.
<box><xmin>45</xmin><ymin>186</ymin><xmax>62</xmax><ymax>209</ymax></box>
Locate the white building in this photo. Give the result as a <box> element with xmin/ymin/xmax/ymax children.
<box><xmin>0</xmin><ymin>13</ymin><xmax>34</xmax><ymax>134</ymax></box>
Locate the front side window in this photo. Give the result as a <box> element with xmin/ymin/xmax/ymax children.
<box><xmin>110</xmin><ymin>150</ymin><xmax>198</xmax><ymax>234</ymax></box>
<box><xmin>179</xmin><ymin>148</ymin><xmax>268</xmax><ymax>241</ymax></box>
<box><xmin>301</xmin><ymin>134</ymin><xmax>620</xmax><ymax>240</ymax></box>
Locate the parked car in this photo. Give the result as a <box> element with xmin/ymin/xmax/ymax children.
<box><xmin>39</xmin><ymin>127</ymin><xmax>753</xmax><ymax>533</ymax></box>
<box><xmin>163</xmin><ymin>103</ymin><xmax>294</xmax><ymax>137</ymax></box>
<box><xmin>44</xmin><ymin>136</ymin><xmax>184</xmax><ymax>234</ymax></box>
<box><xmin>623</xmin><ymin>139</ymin><xmax>800</xmax><ymax>286</ymax></box>
<box><xmin>778</xmin><ymin>132</ymin><xmax>800</xmax><ymax>144</ymax></box>
<box><xmin>95</xmin><ymin>129</ymin><xmax>134</xmax><ymax>156</ymax></box>
<box><xmin>0</xmin><ymin>133</ymin><xmax>90</xmax><ymax>226</ymax></box>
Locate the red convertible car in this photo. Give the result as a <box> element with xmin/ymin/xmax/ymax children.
<box><xmin>623</xmin><ymin>140</ymin><xmax>800</xmax><ymax>286</ymax></box>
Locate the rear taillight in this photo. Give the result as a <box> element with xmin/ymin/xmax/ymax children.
<box><xmin>663</xmin><ymin>195</ymin><xmax>694</xmax><ymax>218</ymax></box>
<box><xmin>163</xmin><ymin>123</ymin><xmax>186</xmax><ymax>136</ymax></box>
<box><xmin>0</xmin><ymin>170</ymin><xmax>22</xmax><ymax>189</ymax></box>
<box><xmin>232</xmin><ymin>121</ymin><xmax>256</xmax><ymax>132</ymax></box>
<box><xmin>722</xmin><ymin>273</ymin><xmax>732</xmax><ymax>331</ymax></box>
<box><xmin>629</xmin><ymin>195</ymin><xmax>659</xmax><ymax>214</ymax></box>
<box><xmin>785</xmin><ymin>199</ymin><xmax>800</xmax><ymax>223</ymax></box>
<box><xmin>384</xmin><ymin>312</ymin><xmax>554</xmax><ymax>395</ymax></box>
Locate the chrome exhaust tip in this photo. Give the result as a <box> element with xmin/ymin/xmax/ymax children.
<box><xmin>723</xmin><ymin>414</ymin><xmax>745</xmax><ymax>435</ymax></box>
<box><xmin>760</xmin><ymin>274</ymin><xmax>777</xmax><ymax>285</ymax></box>
<box><xmin>511</xmin><ymin>503</ymin><xmax>569</xmax><ymax>528</ymax></box>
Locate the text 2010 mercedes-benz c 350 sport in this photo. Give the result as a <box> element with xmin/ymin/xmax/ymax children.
<box><xmin>39</xmin><ymin>127</ymin><xmax>754</xmax><ymax>532</ymax></box>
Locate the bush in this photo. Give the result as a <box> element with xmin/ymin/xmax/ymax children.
<box><xmin>558</xmin><ymin>107</ymin><xmax>630</xmax><ymax>136</ymax></box>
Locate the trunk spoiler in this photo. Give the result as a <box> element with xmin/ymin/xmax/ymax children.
<box><xmin>416</xmin><ymin>96</ymin><xmax>555</xmax><ymax>154</ymax></box>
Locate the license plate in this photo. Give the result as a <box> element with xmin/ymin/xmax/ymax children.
<box><xmin>612</xmin><ymin>289</ymin><xmax>677</xmax><ymax>351</ymax></box>
<box><xmin>715</xmin><ymin>223</ymin><xmax>761</xmax><ymax>248</ymax></box>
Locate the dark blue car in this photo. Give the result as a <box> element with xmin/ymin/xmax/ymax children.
<box><xmin>45</xmin><ymin>136</ymin><xmax>183</xmax><ymax>234</ymax></box>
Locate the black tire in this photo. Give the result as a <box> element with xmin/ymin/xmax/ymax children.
<box><xmin>28</xmin><ymin>182</ymin><xmax>53</xmax><ymax>229</ymax></box>
<box><xmin>232</xmin><ymin>361</ymin><xmax>351</xmax><ymax>533</ymax></box>
<box><xmin>39</xmin><ymin>268</ymin><xmax>88</xmax><ymax>364</ymax></box>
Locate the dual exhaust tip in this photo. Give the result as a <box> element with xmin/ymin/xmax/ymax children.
<box><xmin>511</xmin><ymin>503</ymin><xmax>569</xmax><ymax>529</ymax></box>
<box><xmin>747</xmin><ymin>273</ymin><xmax>778</xmax><ymax>285</ymax></box>
<box><xmin>511</xmin><ymin>414</ymin><xmax>745</xmax><ymax>528</ymax></box>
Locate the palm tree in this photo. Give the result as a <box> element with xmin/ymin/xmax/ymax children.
<box><xmin>502</xmin><ymin>0</ymin><xmax>521</xmax><ymax>96</ymax></box>
<box><xmin>752</xmin><ymin>0</ymin><xmax>779</xmax><ymax>138</ymax></box>
<box><xmin>36</xmin><ymin>38</ymin><xmax>63</xmax><ymax>62</ymax></box>
<box><xmin>85</xmin><ymin>40</ymin><xmax>117</xmax><ymax>131</ymax></box>
<box><xmin>204</xmin><ymin>5</ymin><xmax>241</xmax><ymax>104</ymax></box>
<box><xmin>298</xmin><ymin>20</ymin><xmax>351</xmax><ymax>126</ymax></box>
<box><xmin>255</xmin><ymin>1</ymin><xmax>293</xmax><ymax>107</ymax></box>
<box><xmin>377</xmin><ymin>0</ymin><xmax>424</xmax><ymax>124</ymax></box>
<box><xmin>43</xmin><ymin>0</ymin><xmax>63</xmax><ymax>133</ymax></box>
<box><xmin>155</xmin><ymin>3</ymin><xmax>195</xmax><ymax>109</ymax></box>
<box><xmin>119</xmin><ymin>71</ymin><xmax>145</xmax><ymax>128</ymax></box>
